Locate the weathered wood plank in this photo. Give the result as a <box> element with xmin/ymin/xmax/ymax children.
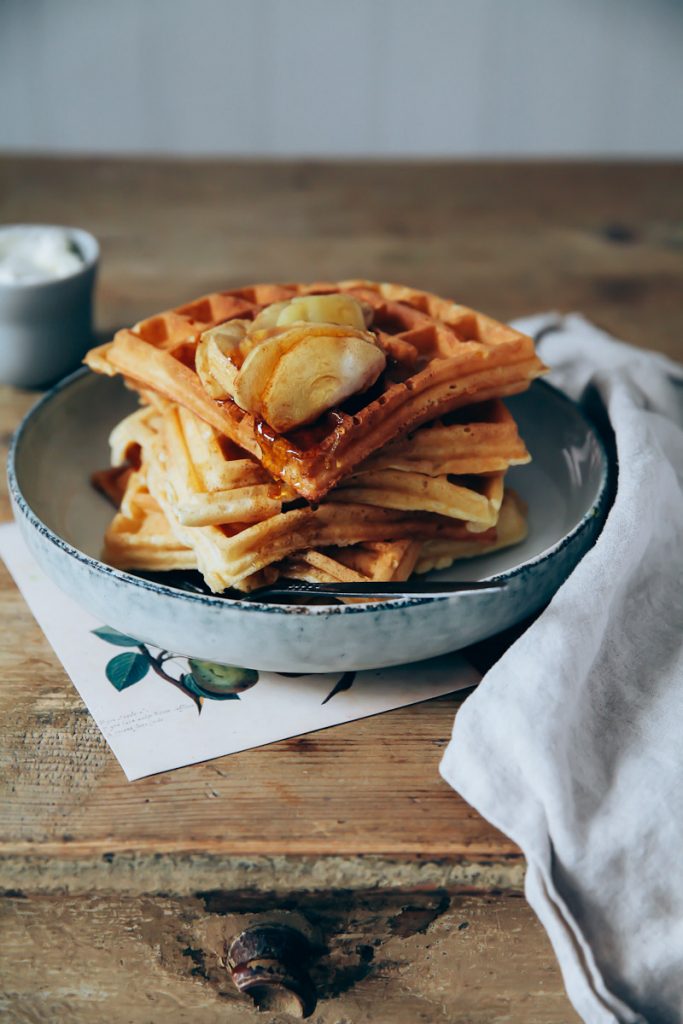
<box><xmin>0</xmin><ymin>890</ymin><xmax>581</xmax><ymax>1023</ymax></box>
<box><xmin>0</xmin><ymin>583</ymin><xmax>512</xmax><ymax>860</ymax></box>
<box><xmin>1</xmin><ymin>158</ymin><xmax>680</xmax><ymax>880</ymax></box>
<box><xmin>1</xmin><ymin>158</ymin><xmax>681</xmax><ymax>357</ymax></box>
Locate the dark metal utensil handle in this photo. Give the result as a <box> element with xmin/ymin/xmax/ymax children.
<box><xmin>249</xmin><ymin>579</ymin><xmax>506</xmax><ymax>601</ymax></box>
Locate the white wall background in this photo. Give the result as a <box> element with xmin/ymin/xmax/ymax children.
<box><xmin>2</xmin><ymin>0</ymin><xmax>682</xmax><ymax>157</ymax></box>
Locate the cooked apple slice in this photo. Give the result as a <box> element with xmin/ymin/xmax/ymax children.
<box><xmin>233</xmin><ymin>324</ymin><xmax>386</xmax><ymax>432</ymax></box>
<box><xmin>196</xmin><ymin>320</ymin><xmax>249</xmax><ymax>399</ymax></box>
<box><xmin>274</xmin><ymin>293</ymin><xmax>368</xmax><ymax>330</ymax></box>
<box><xmin>250</xmin><ymin>300</ymin><xmax>291</xmax><ymax>332</ymax></box>
<box><xmin>232</xmin><ymin>331</ymin><xmax>288</xmax><ymax>417</ymax></box>
<box><xmin>198</xmin><ymin>296</ymin><xmax>384</xmax><ymax>430</ymax></box>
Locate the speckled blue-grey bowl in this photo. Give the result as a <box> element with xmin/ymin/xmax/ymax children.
<box><xmin>8</xmin><ymin>371</ymin><xmax>611</xmax><ymax>672</ymax></box>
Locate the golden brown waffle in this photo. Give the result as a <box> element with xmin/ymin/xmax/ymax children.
<box><xmin>101</xmin><ymin>462</ymin><xmax>526</xmax><ymax>591</ymax></box>
<box><xmin>415</xmin><ymin>491</ymin><xmax>528</xmax><ymax>574</ymax></box>
<box><xmin>100</xmin><ymin>468</ymin><xmax>197</xmax><ymax>572</ymax></box>
<box><xmin>331</xmin><ymin>467</ymin><xmax>505</xmax><ymax>529</ymax></box>
<box><xmin>101</xmin><ymin>412</ymin><xmax>509</xmax><ymax>591</ymax></box>
<box><xmin>323</xmin><ymin>540</ymin><xmax>422</xmax><ymax>582</ymax></box>
<box><xmin>277</xmin><ymin>541</ymin><xmax>419</xmax><ymax>586</ymax></box>
<box><xmin>119</xmin><ymin>400</ymin><xmax>513</xmax><ymax>529</ymax></box>
<box><xmin>96</xmin><ymin>393</ymin><xmax>531</xmax><ymax>591</ymax></box>
<box><xmin>98</xmin><ymin>453</ymin><xmax>423</xmax><ymax>589</ymax></box>
<box><xmin>153</xmin><ymin>479</ymin><xmax>502</xmax><ymax>593</ymax></box>
<box><xmin>149</xmin><ymin>480</ymin><xmax>496</xmax><ymax>593</ymax></box>
<box><xmin>85</xmin><ymin>280</ymin><xmax>545</xmax><ymax>501</ymax></box>
<box><xmin>101</xmin><ymin>464</ymin><xmax>525</xmax><ymax>587</ymax></box>
<box><xmin>360</xmin><ymin>398</ymin><xmax>530</xmax><ymax>476</ymax></box>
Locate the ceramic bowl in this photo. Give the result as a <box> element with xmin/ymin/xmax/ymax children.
<box><xmin>0</xmin><ymin>225</ymin><xmax>99</xmax><ymax>388</ymax></box>
<box><xmin>8</xmin><ymin>371</ymin><xmax>611</xmax><ymax>672</ymax></box>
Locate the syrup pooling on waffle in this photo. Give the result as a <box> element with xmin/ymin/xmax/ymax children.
<box><xmin>85</xmin><ymin>281</ymin><xmax>545</xmax><ymax>502</ymax></box>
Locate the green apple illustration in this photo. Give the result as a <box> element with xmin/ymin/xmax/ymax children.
<box><xmin>184</xmin><ymin>660</ymin><xmax>259</xmax><ymax>700</ymax></box>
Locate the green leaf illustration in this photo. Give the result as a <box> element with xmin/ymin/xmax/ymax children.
<box><xmin>322</xmin><ymin>671</ymin><xmax>356</xmax><ymax>705</ymax></box>
<box><xmin>92</xmin><ymin>626</ymin><xmax>141</xmax><ymax>648</ymax></box>
<box><xmin>187</xmin><ymin>660</ymin><xmax>258</xmax><ymax>698</ymax></box>
<box><xmin>106</xmin><ymin>652</ymin><xmax>150</xmax><ymax>691</ymax></box>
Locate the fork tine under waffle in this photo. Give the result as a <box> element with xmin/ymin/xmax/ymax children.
<box><xmin>85</xmin><ymin>280</ymin><xmax>545</xmax><ymax>501</ymax></box>
<box><xmin>277</xmin><ymin>541</ymin><xmax>422</xmax><ymax>604</ymax></box>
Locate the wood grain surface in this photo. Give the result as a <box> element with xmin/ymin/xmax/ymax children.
<box><xmin>1</xmin><ymin>158</ymin><xmax>681</xmax><ymax>885</ymax></box>
<box><xmin>0</xmin><ymin>890</ymin><xmax>581</xmax><ymax>1023</ymax></box>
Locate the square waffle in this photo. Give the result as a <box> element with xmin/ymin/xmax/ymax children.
<box><xmin>98</xmin><ymin>401</ymin><xmax>518</xmax><ymax>592</ymax></box>
<box><xmin>276</xmin><ymin>541</ymin><xmax>420</xmax><ymax>586</ymax></box>
<box><xmin>360</xmin><ymin>398</ymin><xmax>530</xmax><ymax>476</ymax></box>
<box><xmin>415</xmin><ymin>490</ymin><xmax>528</xmax><ymax>574</ymax></box>
<box><xmin>331</xmin><ymin>467</ymin><xmax>505</xmax><ymax>530</ymax></box>
<box><xmin>99</xmin><ymin>458</ymin><xmax>526</xmax><ymax>591</ymax></box>
<box><xmin>96</xmin><ymin>457</ymin><xmax>424</xmax><ymax>589</ymax></box>
<box><xmin>86</xmin><ymin>280</ymin><xmax>545</xmax><ymax>502</ymax></box>
<box><xmin>96</xmin><ymin>467</ymin><xmax>197</xmax><ymax>572</ymax></box>
<box><xmin>109</xmin><ymin>399</ymin><xmax>522</xmax><ymax>532</ymax></box>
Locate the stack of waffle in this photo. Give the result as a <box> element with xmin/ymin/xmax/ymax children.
<box><xmin>86</xmin><ymin>280</ymin><xmax>545</xmax><ymax>593</ymax></box>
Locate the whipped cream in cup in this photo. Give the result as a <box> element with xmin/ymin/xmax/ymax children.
<box><xmin>0</xmin><ymin>225</ymin><xmax>99</xmax><ymax>388</ymax></box>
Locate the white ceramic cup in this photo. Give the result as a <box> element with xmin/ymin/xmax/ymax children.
<box><xmin>0</xmin><ymin>224</ymin><xmax>99</xmax><ymax>389</ymax></box>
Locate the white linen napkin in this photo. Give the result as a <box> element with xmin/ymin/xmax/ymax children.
<box><xmin>441</xmin><ymin>314</ymin><xmax>683</xmax><ymax>1024</ymax></box>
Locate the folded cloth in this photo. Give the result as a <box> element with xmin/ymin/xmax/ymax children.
<box><xmin>441</xmin><ymin>314</ymin><xmax>683</xmax><ymax>1024</ymax></box>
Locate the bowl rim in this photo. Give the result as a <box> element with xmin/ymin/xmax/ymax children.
<box><xmin>7</xmin><ymin>367</ymin><xmax>612</xmax><ymax>618</ymax></box>
<box><xmin>0</xmin><ymin>223</ymin><xmax>99</xmax><ymax>291</ymax></box>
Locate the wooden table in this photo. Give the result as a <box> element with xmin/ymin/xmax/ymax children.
<box><xmin>1</xmin><ymin>159</ymin><xmax>681</xmax><ymax>1023</ymax></box>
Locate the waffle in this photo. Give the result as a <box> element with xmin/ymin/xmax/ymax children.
<box><xmin>97</xmin><ymin>456</ymin><xmax>423</xmax><ymax>589</ymax></box>
<box><xmin>98</xmin><ymin>402</ymin><xmax>519</xmax><ymax>592</ymax></box>
<box><xmin>331</xmin><ymin>467</ymin><xmax>505</xmax><ymax>530</ymax></box>
<box><xmin>101</xmin><ymin>458</ymin><xmax>528</xmax><ymax>593</ymax></box>
<box><xmin>360</xmin><ymin>399</ymin><xmax>530</xmax><ymax>476</ymax></box>
<box><xmin>99</xmin><ymin>467</ymin><xmax>197</xmax><ymax>572</ymax></box>
<box><xmin>127</xmin><ymin>470</ymin><xmax>502</xmax><ymax>593</ymax></box>
<box><xmin>148</xmin><ymin>473</ymin><xmax>497</xmax><ymax>593</ymax></box>
<box><xmin>277</xmin><ymin>541</ymin><xmax>420</xmax><ymax>586</ymax></box>
<box><xmin>120</xmin><ymin>400</ymin><xmax>514</xmax><ymax>531</ymax></box>
<box><xmin>323</xmin><ymin>540</ymin><xmax>422</xmax><ymax>582</ymax></box>
<box><xmin>100</xmin><ymin>493</ymin><xmax>419</xmax><ymax>591</ymax></box>
<box><xmin>85</xmin><ymin>280</ymin><xmax>545</xmax><ymax>502</ymax></box>
<box><xmin>415</xmin><ymin>491</ymin><xmax>528</xmax><ymax>574</ymax></box>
